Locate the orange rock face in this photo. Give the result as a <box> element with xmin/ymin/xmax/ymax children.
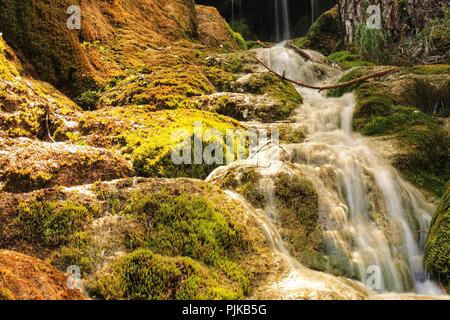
<box><xmin>0</xmin><ymin>250</ymin><xmax>86</xmax><ymax>300</ymax></box>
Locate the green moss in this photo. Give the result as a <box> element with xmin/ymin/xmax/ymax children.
<box><xmin>51</xmin><ymin>232</ymin><xmax>96</xmax><ymax>275</ymax></box>
<box><xmin>0</xmin><ymin>38</ymin><xmax>20</xmax><ymax>80</ymax></box>
<box><xmin>394</xmin><ymin>125</ymin><xmax>450</xmax><ymax>196</ymax></box>
<box><xmin>239</xmin><ymin>73</ymin><xmax>302</xmax><ymax>119</ymax></box>
<box><xmin>294</xmin><ymin>7</ymin><xmax>340</xmax><ymax>56</ymax></box>
<box><xmin>89</xmin><ymin>249</ymin><xmax>244</xmax><ymax>300</ymax></box>
<box><xmin>407</xmin><ymin>65</ymin><xmax>450</xmax><ymax>75</ymax></box>
<box><xmin>226</xmin><ymin>23</ymin><xmax>247</xmax><ymax>50</ymax></box>
<box><xmin>98</xmin><ymin>65</ymin><xmax>214</xmax><ymax>110</ymax></box>
<box><xmin>328</xmin><ymin>51</ymin><xmax>374</xmax><ymax>70</ymax></box>
<box><xmin>424</xmin><ymin>181</ymin><xmax>450</xmax><ymax>292</ymax></box>
<box><xmin>0</xmin><ymin>0</ymin><xmax>98</xmax><ymax>97</ymax></box>
<box><xmin>17</xmin><ymin>199</ymin><xmax>95</xmax><ymax>247</ymax></box>
<box><xmin>83</xmin><ymin>189</ymin><xmax>254</xmax><ymax>300</ymax></box>
<box><xmin>327</xmin><ymin>66</ymin><xmax>377</xmax><ymax>97</ymax></box>
<box><xmin>122</xmin><ymin>191</ymin><xmax>247</xmax><ymax>267</ymax></box>
<box><xmin>80</xmin><ymin>108</ymin><xmax>243</xmax><ymax>179</ymax></box>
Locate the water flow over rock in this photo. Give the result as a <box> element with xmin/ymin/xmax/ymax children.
<box><xmin>208</xmin><ymin>45</ymin><xmax>445</xmax><ymax>296</ymax></box>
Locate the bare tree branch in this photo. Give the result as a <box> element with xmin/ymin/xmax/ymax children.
<box><xmin>254</xmin><ymin>56</ymin><xmax>398</xmax><ymax>92</ymax></box>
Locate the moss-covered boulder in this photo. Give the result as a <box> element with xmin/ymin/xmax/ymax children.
<box><xmin>292</xmin><ymin>6</ymin><xmax>340</xmax><ymax>56</ymax></box>
<box><xmin>424</xmin><ymin>181</ymin><xmax>450</xmax><ymax>292</ymax></box>
<box><xmin>0</xmin><ymin>137</ymin><xmax>132</xmax><ymax>193</ymax></box>
<box><xmin>0</xmin><ymin>250</ymin><xmax>86</xmax><ymax>300</ymax></box>
<box><xmin>0</xmin><ymin>178</ymin><xmax>275</xmax><ymax>300</ymax></box>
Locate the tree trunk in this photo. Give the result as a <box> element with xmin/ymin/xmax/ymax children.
<box><xmin>338</xmin><ymin>0</ymin><xmax>399</xmax><ymax>45</ymax></box>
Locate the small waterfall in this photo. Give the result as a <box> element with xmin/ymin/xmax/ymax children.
<box><xmin>274</xmin><ymin>0</ymin><xmax>291</xmax><ymax>42</ymax></box>
<box><xmin>310</xmin><ymin>0</ymin><xmax>316</xmax><ymax>24</ymax></box>
<box><xmin>209</xmin><ymin>45</ymin><xmax>445</xmax><ymax>297</ymax></box>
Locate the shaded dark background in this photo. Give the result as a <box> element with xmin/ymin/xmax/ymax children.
<box><xmin>196</xmin><ymin>0</ymin><xmax>336</xmax><ymax>41</ymax></box>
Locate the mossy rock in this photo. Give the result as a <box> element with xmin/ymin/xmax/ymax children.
<box><xmin>212</xmin><ymin>163</ymin><xmax>335</xmax><ymax>274</ymax></box>
<box><xmin>89</xmin><ymin>249</ymin><xmax>245</xmax><ymax>300</ymax></box>
<box><xmin>424</xmin><ymin>181</ymin><xmax>450</xmax><ymax>292</ymax></box>
<box><xmin>0</xmin><ymin>0</ymin><xmax>99</xmax><ymax>96</ymax></box>
<box><xmin>292</xmin><ymin>6</ymin><xmax>340</xmax><ymax>56</ymax></box>
<box><xmin>0</xmin><ymin>178</ymin><xmax>273</xmax><ymax>300</ymax></box>
<box><xmin>328</xmin><ymin>51</ymin><xmax>374</xmax><ymax>70</ymax></box>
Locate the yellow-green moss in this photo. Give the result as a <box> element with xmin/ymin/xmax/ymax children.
<box><xmin>0</xmin><ymin>0</ymin><xmax>98</xmax><ymax>96</ymax></box>
<box><xmin>293</xmin><ymin>6</ymin><xmax>340</xmax><ymax>56</ymax></box>
<box><xmin>408</xmin><ymin>65</ymin><xmax>450</xmax><ymax>75</ymax></box>
<box><xmin>80</xmin><ymin>108</ymin><xmax>243</xmax><ymax>179</ymax></box>
<box><xmin>0</xmin><ymin>38</ymin><xmax>20</xmax><ymax>80</ymax></box>
<box><xmin>328</xmin><ymin>51</ymin><xmax>374</xmax><ymax>70</ymax></box>
<box><xmin>98</xmin><ymin>65</ymin><xmax>214</xmax><ymax>110</ymax></box>
<box><xmin>89</xmin><ymin>249</ymin><xmax>244</xmax><ymax>300</ymax></box>
<box><xmin>424</xmin><ymin>181</ymin><xmax>450</xmax><ymax>292</ymax></box>
<box><xmin>16</xmin><ymin>199</ymin><xmax>96</xmax><ymax>247</ymax></box>
<box><xmin>238</xmin><ymin>72</ymin><xmax>302</xmax><ymax>119</ymax></box>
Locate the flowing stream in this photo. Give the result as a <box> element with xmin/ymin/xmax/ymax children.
<box><xmin>208</xmin><ymin>45</ymin><xmax>445</xmax><ymax>297</ymax></box>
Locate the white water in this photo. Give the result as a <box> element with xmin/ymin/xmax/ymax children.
<box><xmin>208</xmin><ymin>45</ymin><xmax>445</xmax><ymax>297</ymax></box>
<box><xmin>274</xmin><ymin>0</ymin><xmax>291</xmax><ymax>42</ymax></box>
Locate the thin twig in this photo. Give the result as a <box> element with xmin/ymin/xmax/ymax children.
<box><xmin>254</xmin><ymin>56</ymin><xmax>398</xmax><ymax>92</ymax></box>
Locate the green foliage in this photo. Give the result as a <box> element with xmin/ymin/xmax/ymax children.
<box><xmin>328</xmin><ymin>51</ymin><xmax>374</xmax><ymax>70</ymax></box>
<box><xmin>425</xmin><ymin>181</ymin><xmax>450</xmax><ymax>291</ymax></box>
<box><xmin>355</xmin><ymin>23</ymin><xmax>388</xmax><ymax>64</ymax></box>
<box><xmin>226</xmin><ymin>23</ymin><xmax>248</xmax><ymax>50</ymax></box>
<box><xmin>17</xmin><ymin>199</ymin><xmax>94</xmax><ymax>247</ymax></box>
<box><xmin>90</xmin><ymin>249</ymin><xmax>244</xmax><ymax>300</ymax></box>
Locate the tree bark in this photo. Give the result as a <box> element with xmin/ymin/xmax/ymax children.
<box><xmin>338</xmin><ymin>0</ymin><xmax>400</xmax><ymax>45</ymax></box>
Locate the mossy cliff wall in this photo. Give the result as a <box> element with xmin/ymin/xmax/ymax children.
<box><xmin>425</xmin><ymin>181</ymin><xmax>450</xmax><ymax>292</ymax></box>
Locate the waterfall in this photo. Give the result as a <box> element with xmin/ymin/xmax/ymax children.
<box><xmin>310</xmin><ymin>0</ymin><xmax>316</xmax><ymax>24</ymax></box>
<box><xmin>208</xmin><ymin>45</ymin><xmax>445</xmax><ymax>297</ymax></box>
<box><xmin>274</xmin><ymin>0</ymin><xmax>291</xmax><ymax>42</ymax></box>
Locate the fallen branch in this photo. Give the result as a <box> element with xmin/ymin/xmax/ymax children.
<box><xmin>254</xmin><ymin>56</ymin><xmax>398</xmax><ymax>92</ymax></box>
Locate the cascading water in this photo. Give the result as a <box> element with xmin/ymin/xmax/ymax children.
<box><xmin>274</xmin><ymin>0</ymin><xmax>291</xmax><ymax>42</ymax></box>
<box><xmin>208</xmin><ymin>45</ymin><xmax>445</xmax><ymax>297</ymax></box>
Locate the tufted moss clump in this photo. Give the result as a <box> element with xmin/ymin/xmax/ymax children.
<box><xmin>89</xmin><ymin>249</ymin><xmax>244</xmax><ymax>300</ymax></box>
<box><xmin>85</xmin><ymin>188</ymin><xmax>254</xmax><ymax>300</ymax></box>
<box><xmin>122</xmin><ymin>191</ymin><xmax>248</xmax><ymax>268</ymax></box>
<box><xmin>16</xmin><ymin>199</ymin><xmax>96</xmax><ymax>247</ymax></box>
<box><xmin>424</xmin><ymin>181</ymin><xmax>450</xmax><ymax>292</ymax></box>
